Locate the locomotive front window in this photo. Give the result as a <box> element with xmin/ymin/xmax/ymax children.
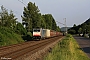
<box><xmin>33</xmin><ymin>30</ymin><xmax>40</xmax><ymax>32</ymax></box>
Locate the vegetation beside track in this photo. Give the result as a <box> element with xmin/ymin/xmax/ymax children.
<box><xmin>44</xmin><ymin>34</ymin><xmax>90</xmax><ymax>60</ymax></box>
<box><xmin>0</xmin><ymin>2</ymin><xmax>61</xmax><ymax>47</ymax></box>
<box><xmin>0</xmin><ymin>27</ymin><xmax>24</xmax><ymax>47</ymax></box>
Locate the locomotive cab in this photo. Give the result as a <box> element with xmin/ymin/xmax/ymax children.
<box><xmin>33</xmin><ymin>28</ymin><xmax>41</xmax><ymax>39</ymax></box>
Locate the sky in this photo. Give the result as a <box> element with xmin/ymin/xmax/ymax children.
<box><xmin>0</xmin><ymin>0</ymin><xmax>90</xmax><ymax>27</ymax></box>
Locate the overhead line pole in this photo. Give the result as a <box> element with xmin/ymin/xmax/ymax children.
<box><xmin>64</xmin><ymin>18</ymin><xmax>67</xmax><ymax>34</ymax></box>
<box><xmin>56</xmin><ymin>18</ymin><xmax>67</xmax><ymax>35</ymax></box>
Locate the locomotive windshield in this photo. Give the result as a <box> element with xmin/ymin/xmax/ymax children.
<box><xmin>33</xmin><ymin>29</ymin><xmax>40</xmax><ymax>32</ymax></box>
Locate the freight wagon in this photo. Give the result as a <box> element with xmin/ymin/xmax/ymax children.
<box><xmin>33</xmin><ymin>28</ymin><xmax>61</xmax><ymax>40</ymax></box>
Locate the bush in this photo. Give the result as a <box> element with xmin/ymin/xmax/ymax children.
<box><xmin>68</xmin><ymin>29</ymin><xmax>76</xmax><ymax>34</ymax></box>
<box><xmin>0</xmin><ymin>27</ymin><xmax>24</xmax><ymax>46</ymax></box>
<box><xmin>27</xmin><ymin>32</ymin><xmax>32</xmax><ymax>37</ymax></box>
<box><xmin>15</xmin><ymin>23</ymin><xmax>27</xmax><ymax>35</ymax></box>
<box><xmin>88</xmin><ymin>33</ymin><xmax>90</xmax><ymax>38</ymax></box>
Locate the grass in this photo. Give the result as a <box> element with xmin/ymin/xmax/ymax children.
<box><xmin>44</xmin><ymin>34</ymin><xmax>90</xmax><ymax>60</ymax></box>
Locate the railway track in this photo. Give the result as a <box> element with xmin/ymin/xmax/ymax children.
<box><xmin>0</xmin><ymin>41</ymin><xmax>38</xmax><ymax>56</ymax></box>
<box><xmin>0</xmin><ymin>36</ymin><xmax>63</xmax><ymax>60</ymax></box>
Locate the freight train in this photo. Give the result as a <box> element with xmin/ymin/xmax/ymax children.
<box><xmin>33</xmin><ymin>28</ymin><xmax>61</xmax><ymax>40</ymax></box>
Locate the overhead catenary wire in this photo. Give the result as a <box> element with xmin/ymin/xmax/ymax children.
<box><xmin>0</xmin><ymin>5</ymin><xmax>21</xmax><ymax>16</ymax></box>
<box><xmin>56</xmin><ymin>21</ymin><xmax>65</xmax><ymax>25</ymax></box>
<box><xmin>0</xmin><ymin>4</ymin><xmax>23</xmax><ymax>23</ymax></box>
<box><xmin>0</xmin><ymin>0</ymin><xmax>28</xmax><ymax>23</ymax></box>
<box><xmin>18</xmin><ymin>0</ymin><xmax>26</xmax><ymax>6</ymax></box>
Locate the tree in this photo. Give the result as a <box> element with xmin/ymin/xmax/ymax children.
<box><xmin>22</xmin><ymin>2</ymin><xmax>60</xmax><ymax>32</ymax></box>
<box><xmin>15</xmin><ymin>23</ymin><xmax>27</xmax><ymax>35</ymax></box>
<box><xmin>5</xmin><ymin>11</ymin><xmax>17</xmax><ymax>29</ymax></box>
<box><xmin>43</xmin><ymin>14</ymin><xmax>52</xmax><ymax>29</ymax></box>
<box><xmin>0</xmin><ymin>5</ymin><xmax>17</xmax><ymax>29</ymax></box>
<box><xmin>0</xmin><ymin>5</ymin><xmax>7</xmax><ymax>26</ymax></box>
<box><xmin>56</xmin><ymin>26</ymin><xmax>60</xmax><ymax>32</ymax></box>
<box><xmin>39</xmin><ymin>14</ymin><xmax>46</xmax><ymax>28</ymax></box>
<box><xmin>86</xmin><ymin>25</ymin><xmax>90</xmax><ymax>33</ymax></box>
<box><xmin>78</xmin><ymin>28</ymin><xmax>82</xmax><ymax>36</ymax></box>
<box><xmin>42</xmin><ymin>14</ymin><xmax>59</xmax><ymax>31</ymax></box>
<box><xmin>73</xmin><ymin>24</ymin><xmax>76</xmax><ymax>27</ymax></box>
<box><xmin>52</xmin><ymin>18</ymin><xmax>57</xmax><ymax>31</ymax></box>
<box><xmin>68</xmin><ymin>29</ymin><xmax>76</xmax><ymax>34</ymax></box>
<box><xmin>22</xmin><ymin>2</ymin><xmax>40</xmax><ymax>31</ymax></box>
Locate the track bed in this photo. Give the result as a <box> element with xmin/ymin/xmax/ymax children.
<box><xmin>0</xmin><ymin>36</ymin><xmax>63</xmax><ymax>60</ymax></box>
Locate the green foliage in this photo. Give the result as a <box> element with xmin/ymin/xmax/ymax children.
<box><xmin>40</xmin><ymin>15</ymin><xmax>46</xmax><ymax>28</ymax></box>
<box><xmin>0</xmin><ymin>32</ymin><xmax>4</xmax><ymax>42</ymax></box>
<box><xmin>88</xmin><ymin>33</ymin><xmax>90</xmax><ymax>38</ymax></box>
<box><xmin>22</xmin><ymin>2</ymin><xmax>40</xmax><ymax>31</ymax></box>
<box><xmin>69</xmin><ymin>18</ymin><xmax>90</xmax><ymax>34</ymax></box>
<box><xmin>52</xmin><ymin>18</ymin><xmax>58</xmax><ymax>31</ymax></box>
<box><xmin>68</xmin><ymin>29</ymin><xmax>76</xmax><ymax>34</ymax></box>
<box><xmin>43</xmin><ymin>14</ymin><xmax>53</xmax><ymax>29</ymax></box>
<box><xmin>0</xmin><ymin>27</ymin><xmax>24</xmax><ymax>46</ymax></box>
<box><xmin>43</xmin><ymin>14</ymin><xmax>60</xmax><ymax>31</ymax></box>
<box><xmin>27</xmin><ymin>32</ymin><xmax>32</xmax><ymax>37</ymax></box>
<box><xmin>73</xmin><ymin>24</ymin><xmax>77</xmax><ymax>27</ymax></box>
<box><xmin>44</xmin><ymin>34</ymin><xmax>90</xmax><ymax>60</ymax></box>
<box><xmin>15</xmin><ymin>23</ymin><xmax>27</xmax><ymax>35</ymax></box>
<box><xmin>56</xmin><ymin>26</ymin><xmax>60</xmax><ymax>32</ymax></box>
<box><xmin>22</xmin><ymin>2</ymin><xmax>60</xmax><ymax>32</ymax></box>
<box><xmin>0</xmin><ymin>5</ymin><xmax>17</xmax><ymax>28</ymax></box>
<box><xmin>78</xmin><ymin>28</ymin><xmax>82</xmax><ymax>34</ymax></box>
<box><xmin>86</xmin><ymin>25</ymin><xmax>90</xmax><ymax>33</ymax></box>
<box><xmin>78</xmin><ymin>28</ymin><xmax>82</xmax><ymax>36</ymax></box>
<box><xmin>22</xmin><ymin>32</ymin><xmax>32</xmax><ymax>41</ymax></box>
